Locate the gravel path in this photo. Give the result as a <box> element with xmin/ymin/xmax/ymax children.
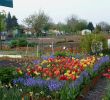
<box><xmin>84</xmin><ymin>77</ymin><xmax>107</xmax><ymax>100</ymax></box>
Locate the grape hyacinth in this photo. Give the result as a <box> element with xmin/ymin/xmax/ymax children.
<box><xmin>93</xmin><ymin>56</ymin><xmax>110</xmax><ymax>72</ymax></box>
<box><xmin>13</xmin><ymin>77</ymin><xmax>66</xmax><ymax>92</ymax></box>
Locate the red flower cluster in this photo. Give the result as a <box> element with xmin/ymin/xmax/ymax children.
<box><xmin>16</xmin><ymin>56</ymin><xmax>96</xmax><ymax>81</ymax></box>
<box><xmin>103</xmin><ymin>69</ymin><xmax>110</xmax><ymax>79</ymax></box>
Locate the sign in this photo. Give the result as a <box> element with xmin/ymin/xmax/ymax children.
<box><xmin>0</xmin><ymin>0</ymin><xmax>13</xmax><ymax>8</ymax></box>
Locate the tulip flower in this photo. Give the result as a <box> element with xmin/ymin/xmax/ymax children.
<box><xmin>16</xmin><ymin>68</ymin><xmax>22</xmax><ymax>75</ymax></box>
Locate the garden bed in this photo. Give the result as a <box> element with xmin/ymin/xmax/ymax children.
<box><xmin>0</xmin><ymin>55</ymin><xmax>110</xmax><ymax>100</ymax></box>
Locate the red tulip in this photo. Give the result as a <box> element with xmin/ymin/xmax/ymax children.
<box><xmin>52</xmin><ymin>67</ymin><xmax>57</xmax><ymax>72</ymax></box>
<box><xmin>48</xmin><ymin>72</ymin><xmax>53</xmax><ymax>77</ymax></box>
<box><xmin>68</xmin><ymin>66</ymin><xmax>73</xmax><ymax>70</ymax></box>
<box><xmin>54</xmin><ymin>70</ymin><xmax>60</xmax><ymax>76</ymax></box>
<box><xmin>16</xmin><ymin>68</ymin><xmax>21</xmax><ymax>72</ymax></box>
<box><xmin>27</xmin><ymin>71</ymin><xmax>31</xmax><ymax>76</ymax></box>
<box><xmin>108</xmin><ymin>69</ymin><xmax>110</xmax><ymax>72</ymax></box>
<box><xmin>71</xmin><ymin>75</ymin><xmax>76</xmax><ymax>81</ymax></box>
<box><xmin>37</xmin><ymin>67</ymin><xmax>42</xmax><ymax>72</ymax></box>
<box><xmin>103</xmin><ymin>73</ymin><xmax>109</xmax><ymax>77</ymax></box>
<box><xmin>59</xmin><ymin>75</ymin><xmax>68</xmax><ymax>80</ymax></box>
<box><xmin>16</xmin><ymin>68</ymin><xmax>22</xmax><ymax>74</ymax></box>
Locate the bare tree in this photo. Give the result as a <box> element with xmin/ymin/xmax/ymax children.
<box><xmin>23</xmin><ymin>11</ymin><xmax>52</xmax><ymax>35</ymax></box>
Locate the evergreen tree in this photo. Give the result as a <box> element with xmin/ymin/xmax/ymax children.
<box><xmin>11</xmin><ymin>15</ymin><xmax>18</xmax><ymax>29</ymax></box>
<box><xmin>6</xmin><ymin>12</ymin><xmax>12</xmax><ymax>31</ymax></box>
<box><xmin>87</xmin><ymin>22</ymin><xmax>94</xmax><ymax>31</ymax></box>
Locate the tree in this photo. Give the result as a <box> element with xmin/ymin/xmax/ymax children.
<box><xmin>95</xmin><ymin>25</ymin><xmax>102</xmax><ymax>33</ymax></box>
<box><xmin>11</xmin><ymin>16</ymin><xmax>18</xmax><ymax>29</ymax></box>
<box><xmin>6</xmin><ymin>12</ymin><xmax>19</xmax><ymax>31</ymax></box>
<box><xmin>23</xmin><ymin>11</ymin><xmax>52</xmax><ymax>34</ymax></box>
<box><xmin>6</xmin><ymin>12</ymin><xmax>12</xmax><ymax>31</ymax></box>
<box><xmin>74</xmin><ymin>20</ymin><xmax>87</xmax><ymax>31</ymax></box>
<box><xmin>56</xmin><ymin>22</ymin><xmax>67</xmax><ymax>32</ymax></box>
<box><xmin>98</xmin><ymin>21</ymin><xmax>110</xmax><ymax>32</ymax></box>
<box><xmin>66</xmin><ymin>15</ymin><xmax>78</xmax><ymax>33</ymax></box>
<box><xmin>0</xmin><ymin>13</ymin><xmax>6</xmax><ymax>32</ymax></box>
<box><xmin>87</xmin><ymin>22</ymin><xmax>94</xmax><ymax>31</ymax></box>
<box><xmin>66</xmin><ymin>15</ymin><xmax>87</xmax><ymax>33</ymax></box>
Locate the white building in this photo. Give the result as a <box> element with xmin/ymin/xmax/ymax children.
<box><xmin>81</xmin><ymin>29</ymin><xmax>91</xmax><ymax>35</ymax></box>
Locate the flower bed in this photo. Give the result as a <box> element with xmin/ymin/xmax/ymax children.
<box><xmin>0</xmin><ymin>55</ymin><xmax>110</xmax><ymax>100</ymax></box>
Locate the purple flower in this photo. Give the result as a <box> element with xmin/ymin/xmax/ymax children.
<box><xmin>13</xmin><ymin>77</ymin><xmax>25</xmax><ymax>85</ymax></box>
<box><xmin>49</xmin><ymin>54</ymin><xmax>55</xmax><ymax>59</ymax></box>
<box><xmin>47</xmin><ymin>80</ymin><xmax>65</xmax><ymax>91</ymax></box>
<box><xmin>41</xmin><ymin>55</ymin><xmax>49</xmax><ymax>60</ymax></box>
<box><xmin>93</xmin><ymin>56</ymin><xmax>110</xmax><ymax>72</ymax></box>
<box><xmin>33</xmin><ymin>60</ymin><xmax>40</xmax><ymax>65</ymax></box>
<box><xmin>69</xmin><ymin>76</ymin><xmax>83</xmax><ymax>88</ymax></box>
<box><xmin>81</xmin><ymin>71</ymin><xmax>90</xmax><ymax>78</ymax></box>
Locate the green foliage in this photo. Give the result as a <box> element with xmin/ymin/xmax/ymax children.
<box><xmin>9</xmin><ymin>40</ymin><xmax>18</xmax><ymax>48</ymax></box>
<box><xmin>103</xmin><ymin>80</ymin><xmax>110</xmax><ymax>100</ymax></box>
<box><xmin>0</xmin><ymin>67</ymin><xmax>16</xmax><ymax>84</ymax></box>
<box><xmin>10</xmin><ymin>38</ymin><xmax>28</xmax><ymax>48</ymax></box>
<box><xmin>59</xmin><ymin>83</ymin><xmax>79</xmax><ymax>100</ymax></box>
<box><xmin>0</xmin><ymin>13</ymin><xmax>6</xmax><ymax>32</ymax></box>
<box><xmin>102</xmin><ymin>49</ymin><xmax>110</xmax><ymax>56</ymax></box>
<box><xmin>17</xmin><ymin>38</ymin><xmax>28</xmax><ymax>47</ymax></box>
<box><xmin>87</xmin><ymin>22</ymin><xmax>94</xmax><ymax>31</ymax></box>
<box><xmin>28</xmin><ymin>42</ymin><xmax>37</xmax><ymax>47</ymax></box>
<box><xmin>6</xmin><ymin>12</ymin><xmax>18</xmax><ymax>31</ymax></box>
<box><xmin>66</xmin><ymin>16</ymin><xmax>87</xmax><ymax>33</ymax></box>
<box><xmin>80</xmin><ymin>33</ymin><xmax>107</xmax><ymax>53</ymax></box>
<box><xmin>54</xmin><ymin>51</ymin><xmax>71</xmax><ymax>57</ymax></box>
<box><xmin>23</xmin><ymin>10</ymin><xmax>51</xmax><ymax>34</ymax></box>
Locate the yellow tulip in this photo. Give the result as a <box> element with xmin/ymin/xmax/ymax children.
<box><xmin>72</xmin><ymin>71</ymin><xmax>75</xmax><ymax>75</ymax></box>
<box><xmin>66</xmin><ymin>70</ymin><xmax>70</xmax><ymax>73</ymax></box>
<box><xmin>76</xmin><ymin>75</ymin><xmax>79</xmax><ymax>79</ymax></box>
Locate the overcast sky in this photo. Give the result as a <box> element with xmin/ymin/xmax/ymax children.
<box><xmin>0</xmin><ymin>0</ymin><xmax>110</xmax><ymax>25</ymax></box>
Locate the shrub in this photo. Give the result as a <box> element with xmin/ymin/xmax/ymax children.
<box><xmin>10</xmin><ymin>38</ymin><xmax>28</xmax><ymax>48</ymax></box>
<box><xmin>0</xmin><ymin>67</ymin><xmax>17</xmax><ymax>84</ymax></box>
<box><xmin>102</xmin><ymin>49</ymin><xmax>110</xmax><ymax>55</ymax></box>
<box><xmin>54</xmin><ymin>51</ymin><xmax>69</xmax><ymax>57</ymax></box>
<box><xmin>10</xmin><ymin>40</ymin><xmax>18</xmax><ymax>48</ymax></box>
<box><xmin>17</xmin><ymin>38</ymin><xmax>28</xmax><ymax>47</ymax></box>
<box><xmin>28</xmin><ymin>42</ymin><xmax>37</xmax><ymax>47</ymax></box>
<box><xmin>80</xmin><ymin>33</ymin><xmax>107</xmax><ymax>53</ymax></box>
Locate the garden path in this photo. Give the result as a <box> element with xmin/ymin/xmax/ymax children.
<box><xmin>84</xmin><ymin>77</ymin><xmax>107</xmax><ymax>100</ymax></box>
<box><xmin>0</xmin><ymin>60</ymin><xmax>22</xmax><ymax>67</ymax></box>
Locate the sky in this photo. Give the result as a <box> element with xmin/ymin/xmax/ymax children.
<box><xmin>0</xmin><ymin>0</ymin><xmax>110</xmax><ymax>25</ymax></box>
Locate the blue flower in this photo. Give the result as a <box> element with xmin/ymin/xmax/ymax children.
<box><xmin>33</xmin><ymin>60</ymin><xmax>40</xmax><ymax>65</ymax></box>
<box><xmin>47</xmin><ymin>80</ymin><xmax>65</xmax><ymax>91</ymax></box>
